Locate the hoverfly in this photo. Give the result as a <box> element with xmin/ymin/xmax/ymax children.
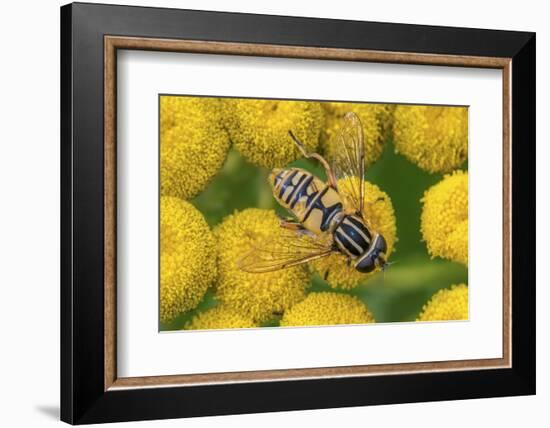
<box><xmin>239</xmin><ymin>112</ymin><xmax>388</xmax><ymax>274</ymax></box>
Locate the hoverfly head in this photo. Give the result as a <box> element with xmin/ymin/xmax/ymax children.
<box><xmin>354</xmin><ymin>234</ymin><xmax>388</xmax><ymax>274</ymax></box>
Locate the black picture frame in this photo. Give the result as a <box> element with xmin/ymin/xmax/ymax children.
<box><xmin>61</xmin><ymin>2</ymin><xmax>535</xmax><ymax>424</ymax></box>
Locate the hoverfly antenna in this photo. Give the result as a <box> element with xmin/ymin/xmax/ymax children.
<box><xmin>382</xmin><ymin>260</ymin><xmax>397</xmax><ymax>272</ymax></box>
<box><xmin>288</xmin><ymin>130</ymin><xmax>305</xmax><ymax>150</ymax></box>
<box><xmin>381</xmin><ymin>260</ymin><xmax>396</xmax><ymax>285</ymax></box>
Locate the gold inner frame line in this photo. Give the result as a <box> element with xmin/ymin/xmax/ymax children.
<box><xmin>104</xmin><ymin>35</ymin><xmax>512</xmax><ymax>391</ymax></box>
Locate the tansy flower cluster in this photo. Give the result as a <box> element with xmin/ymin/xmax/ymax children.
<box><xmin>281</xmin><ymin>292</ymin><xmax>375</xmax><ymax>326</ymax></box>
<box><xmin>160</xmin><ymin>197</ymin><xmax>217</xmax><ymax>323</ymax></box>
<box><xmin>421</xmin><ymin>170</ymin><xmax>468</xmax><ymax>266</ymax></box>
<box><xmin>393</xmin><ymin>105</ymin><xmax>468</xmax><ymax>174</ymax></box>
<box><xmin>223</xmin><ymin>99</ymin><xmax>324</xmax><ymax>169</ymax></box>
<box><xmin>159</xmin><ymin>96</ymin><xmax>469</xmax><ymax>330</ymax></box>
<box><xmin>185</xmin><ymin>305</ymin><xmax>258</xmax><ymax>330</ymax></box>
<box><xmin>214</xmin><ymin>208</ymin><xmax>311</xmax><ymax>323</ymax></box>
<box><xmin>160</xmin><ymin>97</ymin><xmax>231</xmax><ymax>199</ymax></box>
<box><xmin>417</xmin><ymin>284</ymin><xmax>469</xmax><ymax>321</ymax></box>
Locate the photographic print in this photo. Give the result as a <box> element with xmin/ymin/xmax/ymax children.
<box><xmin>159</xmin><ymin>96</ymin><xmax>469</xmax><ymax>331</ymax></box>
<box><xmin>61</xmin><ymin>6</ymin><xmax>534</xmax><ymax>421</ymax></box>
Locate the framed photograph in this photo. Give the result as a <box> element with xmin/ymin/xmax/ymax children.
<box><xmin>60</xmin><ymin>2</ymin><xmax>535</xmax><ymax>424</ymax></box>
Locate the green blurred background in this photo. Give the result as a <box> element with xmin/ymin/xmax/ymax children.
<box><xmin>161</xmin><ymin>137</ymin><xmax>468</xmax><ymax>331</ymax></box>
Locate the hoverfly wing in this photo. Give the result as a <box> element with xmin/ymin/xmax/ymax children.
<box><xmin>331</xmin><ymin>111</ymin><xmax>367</xmax><ymax>218</ymax></box>
<box><xmin>238</xmin><ymin>228</ymin><xmax>334</xmax><ymax>273</ymax></box>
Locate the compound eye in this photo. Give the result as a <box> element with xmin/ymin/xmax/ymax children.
<box><xmin>376</xmin><ymin>235</ymin><xmax>387</xmax><ymax>253</ymax></box>
<box><xmin>355</xmin><ymin>255</ymin><xmax>375</xmax><ymax>273</ymax></box>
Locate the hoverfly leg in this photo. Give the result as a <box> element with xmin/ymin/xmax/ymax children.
<box><xmin>279</xmin><ymin>219</ymin><xmax>315</xmax><ymax>237</ymax></box>
<box><xmin>288</xmin><ymin>130</ymin><xmax>339</xmax><ymax>190</ymax></box>
<box><xmin>277</xmin><ymin>212</ymin><xmax>313</xmax><ymax>234</ymax></box>
<box><xmin>279</xmin><ymin>219</ymin><xmax>304</xmax><ymax>231</ymax></box>
<box><xmin>277</xmin><ymin>213</ymin><xmax>297</xmax><ymax>222</ymax></box>
<box><xmin>357</xmin><ymin>197</ymin><xmax>385</xmax><ymax>217</ymax></box>
<box><xmin>366</xmin><ymin>197</ymin><xmax>385</xmax><ymax>207</ymax></box>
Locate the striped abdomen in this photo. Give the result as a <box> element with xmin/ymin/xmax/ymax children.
<box><xmin>270</xmin><ymin>168</ymin><xmax>343</xmax><ymax>235</ymax></box>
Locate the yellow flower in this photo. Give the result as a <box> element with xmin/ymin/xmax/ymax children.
<box><xmin>281</xmin><ymin>292</ymin><xmax>375</xmax><ymax>326</ymax></box>
<box><xmin>160</xmin><ymin>96</ymin><xmax>231</xmax><ymax>199</ymax></box>
<box><xmin>214</xmin><ymin>208</ymin><xmax>311</xmax><ymax>322</ymax></box>
<box><xmin>417</xmin><ymin>284</ymin><xmax>468</xmax><ymax>321</ymax></box>
<box><xmin>393</xmin><ymin>105</ymin><xmax>468</xmax><ymax>173</ymax></box>
<box><xmin>313</xmin><ymin>179</ymin><xmax>397</xmax><ymax>289</ymax></box>
<box><xmin>421</xmin><ymin>171</ymin><xmax>468</xmax><ymax>265</ymax></box>
<box><xmin>223</xmin><ymin>99</ymin><xmax>323</xmax><ymax>168</ymax></box>
<box><xmin>185</xmin><ymin>305</ymin><xmax>258</xmax><ymax>330</ymax></box>
<box><xmin>320</xmin><ymin>103</ymin><xmax>394</xmax><ymax>167</ymax></box>
<box><xmin>160</xmin><ymin>197</ymin><xmax>217</xmax><ymax>323</ymax></box>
